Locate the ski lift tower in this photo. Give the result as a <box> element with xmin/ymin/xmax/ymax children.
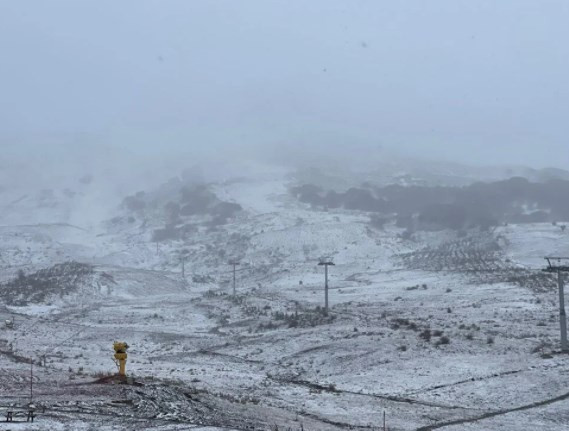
<box><xmin>318</xmin><ymin>258</ymin><xmax>335</xmax><ymax>315</ymax></box>
<box><xmin>543</xmin><ymin>257</ymin><xmax>569</xmax><ymax>353</ymax></box>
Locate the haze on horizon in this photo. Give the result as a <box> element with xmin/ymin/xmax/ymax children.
<box><xmin>1</xmin><ymin>0</ymin><xmax>568</xmax><ymax>170</ymax></box>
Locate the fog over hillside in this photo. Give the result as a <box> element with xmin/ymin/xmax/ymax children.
<box><xmin>1</xmin><ymin>1</ymin><xmax>569</xmax><ymax>430</ymax></box>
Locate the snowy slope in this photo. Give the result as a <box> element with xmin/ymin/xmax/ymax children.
<box><xmin>1</xmin><ymin>165</ymin><xmax>568</xmax><ymax>430</ymax></box>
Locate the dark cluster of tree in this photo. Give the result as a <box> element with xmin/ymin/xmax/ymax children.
<box><xmin>123</xmin><ymin>185</ymin><xmax>243</xmax><ymax>242</ymax></box>
<box><xmin>0</xmin><ymin>262</ymin><xmax>94</xmax><ymax>305</ymax></box>
<box><xmin>152</xmin><ymin>223</ymin><xmax>197</xmax><ymax>242</ymax></box>
<box><xmin>163</xmin><ymin>186</ymin><xmax>242</xmax><ymax>223</ymax></box>
<box><xmin>292</xmin><ymin>177</ymin><xmax>569</xmax><ymax>231</ymax></box>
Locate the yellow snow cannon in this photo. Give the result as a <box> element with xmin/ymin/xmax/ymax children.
<box><xmin>113</xmin><ymin>341</ymin><xmax>129</xmax><ymax>376</ymax></box>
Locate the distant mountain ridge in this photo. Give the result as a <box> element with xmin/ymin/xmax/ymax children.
<box><xmin>0</xmin><ymin>149</ymin><xmax>567</xmax><ymax>228</ymax></box>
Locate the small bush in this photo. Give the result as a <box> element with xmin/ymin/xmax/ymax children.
<box><xmin>436</xmin><ymin>336</ymin><xmax>450</xmax><ymax>346</ymax></box>
<box><xmin>531</xmin><ymin>342</ymin><xmax>548</xmax><ymax>354</ymax></box>
<box><xmin>419</xmin><ymin>329</ymin><xmax>432</xmax><ymax>341</ymax></box>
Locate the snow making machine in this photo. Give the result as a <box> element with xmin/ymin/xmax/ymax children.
<box><xmin>113</xmin><ymin>341</ymin><xmax>129</xmax><ymax>376</ymax></box>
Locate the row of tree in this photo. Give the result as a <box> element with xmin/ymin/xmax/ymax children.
<box><xmin>292</xmin><ymin>177</ymin><xmax>569</xmax><ymax>231</ymax></box>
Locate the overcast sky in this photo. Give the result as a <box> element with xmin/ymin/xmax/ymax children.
<box><xmin>1</xmin><ymin>0</ymin><xmax>568</xmax><ymax>169</ymax></box>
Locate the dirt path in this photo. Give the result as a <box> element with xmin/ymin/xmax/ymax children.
<box><xmin>271</xmin><ymin>376</ymin><xmax>470</xmax><ymax>411</ymax></box>
<box><xmin>415</xmin><ymin>389</ymin><xmax>569</xmax><ymax>430</ymax></box>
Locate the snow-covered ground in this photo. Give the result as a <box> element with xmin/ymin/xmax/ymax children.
<box><xmin>1</xmin><ymin>169</ymin><xmax>568</xmax><ymax>430</ymax></box>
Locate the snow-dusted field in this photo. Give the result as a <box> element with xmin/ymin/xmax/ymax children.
<box><xmin>1</xmin><ymin>172</ymin><xmax>568</xmax><ymax>430</ymax></box>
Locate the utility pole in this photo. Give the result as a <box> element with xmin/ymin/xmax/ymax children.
<box><xmin>179</xmin><ymin>249</ymin><xmax>189</xmax><ymax>280</ymax></box>
<box><xmin>543</xmin><ymin>257</ymin><xmax>569</xmax><ymax>353</ymax></box>
<box><xmin>318</xmin><ymin>260</ymin><xmax>335</xmax><ymax>314</ymax></box>
<box><xmin>229</xmin><ymin>261</ymin><xmax>240</xmax><ymax>296</ymax></box>
<box><xmin>30</xmin><ymin>358</ymin><xmax>33</xmax><ymax>404</ymax></box>
<box><xmin>80</xmin><ymin>283</ymin><xmax>85</xmax><ymax>314</ymax></box>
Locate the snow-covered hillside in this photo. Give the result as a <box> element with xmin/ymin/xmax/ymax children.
<box><xmin>1</xmin><ymin>164</ymin><xmax>568</xmax><ymax>430</ymax></box>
